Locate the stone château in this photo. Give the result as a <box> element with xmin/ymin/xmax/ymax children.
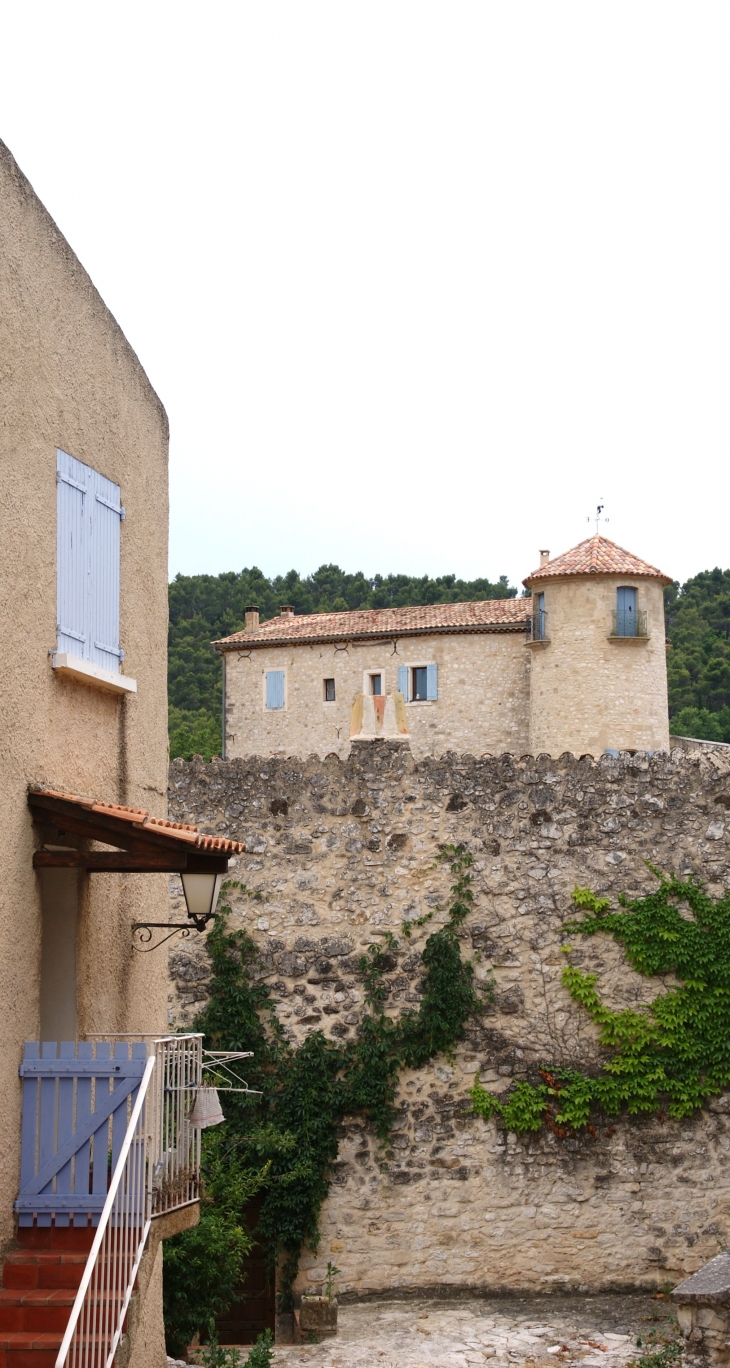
<box><xmin>215</xmin><ymin>535</ymin><xmax>672</xmax><ymax>761</ymax></box>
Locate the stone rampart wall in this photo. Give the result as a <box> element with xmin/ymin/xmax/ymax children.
<box><xmin>167</xmin><ymin>742</ymin><xmax>730</xmax><ymax>1298</ymax></box>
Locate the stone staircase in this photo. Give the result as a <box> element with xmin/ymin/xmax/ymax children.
<box><xmin>0</xmin><ymin>1225</ymin><xmax>93</xmax><ymax>1368</ymax></box>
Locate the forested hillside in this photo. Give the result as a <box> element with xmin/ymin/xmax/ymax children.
<box><xmin>665</xmin><ymin>567</ymin><xmax>730</xmax><ymax>742</ymax></box>
<box><xmin>168</xmin><ymin>563</ymin><xmax>730</xmax><ymax>760</ymax></box>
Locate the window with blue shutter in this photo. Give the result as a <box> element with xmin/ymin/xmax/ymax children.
<box><xmin>616</xmin><ymin>586</ymin><xmax>637</xmax><ymax>637</ymax></box>
<box><xmin>426</xmin><ymin>662</ymin><xmax>438</xmax><ymax>700</ymax></box>
<box><xmin>397</xmin><ymin>665</ymin><xmax>408</xmax><ymax>699</ymax></box>
<box><xmin>265</xmin><ymin>670</ymin><xmax>285</xmax><ymax>709</ymax></box>
<box><xmin>56</xmin><ymin>450</ymin><xmax>124</xmax><ymax>670</ymax></box>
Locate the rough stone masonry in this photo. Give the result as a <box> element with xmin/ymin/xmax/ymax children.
<box><xmin>166</xmin><ymin>742</ymin><xmax>730</xmax><ymax>1300</ymax></box>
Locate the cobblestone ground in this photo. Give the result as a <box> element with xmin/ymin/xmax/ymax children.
<box><xmin>272</xmin><ymin>1293</ymin><xmax>676</xmax><ymax>1368</ymax></box>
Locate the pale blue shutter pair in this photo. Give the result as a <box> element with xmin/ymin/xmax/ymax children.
<box><xmin>56</xmin><ymin>449</ymin><xmax>124</xmax><ymax>670</ymax></box>
<box><xmin>266</xmin><ymin>671</ymin><xmax>285</xmax><ymax>709</ymax></box>
<box><xmin>397</xmin><ymin>664</ymin><xmax>438</xmax><ymax>701</ymax></box>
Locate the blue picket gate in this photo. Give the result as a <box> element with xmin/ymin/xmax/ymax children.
<box><xmin>16</xmin><ymin>1040</ymin><xmax>148</xmax><ymax>1227</ymax></box>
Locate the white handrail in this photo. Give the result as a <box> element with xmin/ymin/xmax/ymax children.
<box><xmin>55</xmin><ymin>1054</ymin><xmax>156</xmax><ymax>1368</ymax></box>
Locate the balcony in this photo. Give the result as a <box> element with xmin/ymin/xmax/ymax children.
<box><xmin>610</xmin><ymin>609</ymin><xmax>648</xmax><ymax>640</ymax></box>
<box><xmin>526</xmin><ymin>609</ymin><xmax>549</xmax><ymax>646</ymax></box>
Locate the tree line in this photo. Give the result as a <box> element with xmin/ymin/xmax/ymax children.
<box><xmin>168</xmin><ymin>563</ymin><xmax>730</xmax><ymax>760</ymax></box>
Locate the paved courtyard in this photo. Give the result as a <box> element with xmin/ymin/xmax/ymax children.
<box><xmin>272</xmin><ymin>1292</ymin><xmax>677</xmax><ymax>1368</ymax></box>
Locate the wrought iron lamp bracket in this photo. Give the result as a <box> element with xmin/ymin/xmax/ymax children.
<box><xmin>131</xmin><ymin>914</ymin><xmax>215</xmax><ymax>953</ymax></box>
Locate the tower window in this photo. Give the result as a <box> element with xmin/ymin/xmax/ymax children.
<box><xmin>615</xmin><ymin>586</ymin><xmax>637</xmax><ymax>637</ymax></box>
<box><xmin>324</xmin><ymin>678</ymin><xmax>336</xmax><ymax>702</ymax></box>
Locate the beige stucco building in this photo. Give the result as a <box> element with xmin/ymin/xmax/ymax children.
<box><xmin>216</xmin><ymin>537</ymin><xmax>671</xmax><ymax>761</ymax></box>
<box><xmin>0</xmin><ymin>139</ymin><xmax>241</xmax><ymax>1368</ymax></box>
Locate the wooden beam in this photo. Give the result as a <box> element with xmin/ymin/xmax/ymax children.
<box><xmin>33</xmin><ymin>851</ymin><xmax>188</xmax><ymax>872</ymax></box>
<box><xmin>33</xmin><ymin>850</ymin><xmax>230</xmax><ymax>874</ymax></box>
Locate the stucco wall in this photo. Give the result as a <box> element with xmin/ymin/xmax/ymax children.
<box><xmin>167</xmin><ymin>742</ymin><xmax>730</xmax><ymax>1296</ymax></box>
<box><xmin>528</xmin><ymin>577</ymin><xmax>670</xmax><ymax>757</ymax></box>
<box><xmin>223</xmin><ymin>630</ymin><xmax>531</xmax><ymax>761</ymax></box>
<box><xmin>0</xmin><ymin>140</ymin><xmax>170</xmax><ymax>1253</ymax></box>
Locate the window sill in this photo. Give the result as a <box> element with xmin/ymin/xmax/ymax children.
<box><xmin>607</xmin><ymin>635</ymin><xmax>650</xmax><ymax>645</ymax></box>
<box><xmin>52</xmin><ymin>653</ymin><xmax>137</xmax><ymax>695</ymax></box>
<box><xmin>525</xmin><ymin>638</ymin><xmax>550</xmax><ymax>649</ymax></box>
<box><xmin>405</xmin><ymin>699</ymin><xmax>437</xmax><ymax>705</ymax></box>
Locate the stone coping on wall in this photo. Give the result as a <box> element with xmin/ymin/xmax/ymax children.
<box><xmin>673</xmin><ymin>1251</ymin><xmax>730</xmax><ymax>1305</ymax></box>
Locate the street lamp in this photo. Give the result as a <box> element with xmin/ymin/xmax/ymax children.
<box><xmin>180</xmin><ymin>871</ymin><xmax>224</xmax><ymax>931</ymax></box>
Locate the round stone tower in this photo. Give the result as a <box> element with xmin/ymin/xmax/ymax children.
<box><xmin>524</xmin><ymin>535</ymin><xmax>672</xmax><ymax>758</ymax></box>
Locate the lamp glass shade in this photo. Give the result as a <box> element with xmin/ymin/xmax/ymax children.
<box><xmin>180</xmin><ymin>872</ymin><xmax>223</xmax><ymax>919</ymax></box>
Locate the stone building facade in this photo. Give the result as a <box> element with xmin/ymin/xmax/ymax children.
<box><xmin>167</xmin><ymin>741</ymin><xmax>730</xmax><ymax>1301</ymax></box>
<box><xmin>216</xmin><ymin>537</ymin><xmax>672</xmax><ymax>762</ymax></box>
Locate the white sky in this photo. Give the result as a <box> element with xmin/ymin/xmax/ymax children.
<box><xmin>1</xmin><ymin>2</ymin><xmax>728</xmax><ymax>590</ymax></box>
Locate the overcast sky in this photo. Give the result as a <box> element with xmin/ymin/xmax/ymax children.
<box><xmin>1</xmin><ymin>2</ymin><xmax>728</xmax><ymax>590</ymax></box>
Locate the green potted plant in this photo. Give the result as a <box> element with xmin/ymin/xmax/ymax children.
<box><xmin>299</xmin><ymin>1263</ymin><xmax>340</xmax><ymax>1339</ymax></box>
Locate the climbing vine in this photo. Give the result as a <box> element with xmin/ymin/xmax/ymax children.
<box><xmin>472</xmin><ymin>872</ymin><xmax>730</xmax><ymax>1134</ymax></box>
<box><xmin>183</xmin><ymin>844</ymin><xmax>484</xmax><ymax>1314</ymax></box>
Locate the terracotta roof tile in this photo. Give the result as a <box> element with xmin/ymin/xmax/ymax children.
<box><xmin>29</xmin><ymin>788</ymin><xmax>244</xmax><ymax>855</ymax></box>
<box><xmin>214</xmin><ymin>597</ymin><xmax>530</xmax><ymax>649</ymax></box>
<box><xmin>524</xmin><ymin>536</ymin><xmax>672</xmax><ymax>586</ymax></box>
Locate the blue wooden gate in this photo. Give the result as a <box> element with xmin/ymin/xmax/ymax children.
<box><xmin>16</xmin><ymin>1041</ymin><xmax>147</xmax><ymax>1227</ymax></box>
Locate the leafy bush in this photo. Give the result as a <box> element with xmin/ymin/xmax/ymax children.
<box><xmin>162</xmin><ymin>1130</ymin><xmax>268</xmax><ymax>1356</ymax></box>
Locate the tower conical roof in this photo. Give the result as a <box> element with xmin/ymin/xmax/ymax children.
<box><xmin>523</xmin><ymin>535</ymin><xmax>672</xmax><ymax>587</ymax></box>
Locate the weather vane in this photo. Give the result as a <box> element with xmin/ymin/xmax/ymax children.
<box><xmin>588</xmin><ymin>502</ymin><xmax>609</xmax><ymax>535</ymax></box>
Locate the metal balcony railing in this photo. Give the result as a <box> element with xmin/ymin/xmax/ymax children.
<box><xmin>529</xmin><ymin>609</ymin><xmax>548</xmax><ymax>642</ymax></box>
<box><xmin>16</xmin><ymin>1035</ymin><xmax>204</xmax><ymax>1368</ymax></box>
<box><xmin>611</xmin><ymin>609</ymin><xmax>648</xmax><ymax>638</ymax></box>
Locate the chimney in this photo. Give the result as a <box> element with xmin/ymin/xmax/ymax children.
<box><xmin>244</xmin><ymin>604</ymin><xmax>260</xmax><ymax>632</ymax></box>
<box><xmin>539</xmin><ymin>549</ymin><xmax>550</xmax><ymax>567</ymax></box>
<box><xmin>279</xmin><ymin>605</ymin><xmax>295</xmax><ymax>618</ymax></box>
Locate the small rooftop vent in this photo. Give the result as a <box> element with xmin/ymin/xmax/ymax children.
<box><xmin>539</xmin><ymin>549</ymin><xmax>550</xmax><ymax>567</ymax></box>
<box><xmin>279</xmin><ymin>605</ymin><xmax>295</xmax><ymax>617</ymax></box>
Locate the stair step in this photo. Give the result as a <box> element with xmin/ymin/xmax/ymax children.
<box><xmin>3</xmin><ymin>1256</ymin><xmax>87</xmax><ymax>1293</ymax></box>
<box><xmin>15</xmin><ymin>1229</ymin><xmax>94</xmax><ymax>1255</ymax></box>
<box><xmin>0</xmin><ymin>1330</ymin><xmax>63</xmax><ymax>1368</ymax></box>
<box><xmin>0</xmin><ymin>1330</ymin><xmax>112</xmax><ymax>1368</ymax></box>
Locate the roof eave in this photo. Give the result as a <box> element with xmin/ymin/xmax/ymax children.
<box><xmin>213</xmin><ymin>620</ymin><xmax>531</xmax><ymax>651</ymax></box>
<box><xmin>523</xmin><ymin>570</ymin><xmax>673</xmax><ymax>589</ymax></box>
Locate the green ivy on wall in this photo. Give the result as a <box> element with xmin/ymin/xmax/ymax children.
<box><xmin>182</xmin><ymin>845</ymin><xmax>486</xmax><ymax>1312</ymax></box>
<box><xmin>472</xmin><ymin>872</ymin><xmax>730</xmax><ymax>1134</ymax></box>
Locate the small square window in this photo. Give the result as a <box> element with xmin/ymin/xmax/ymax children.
<box><xmin>412</xmin><ymin>666</ymin><xmax>428</xmax><ymax>701</ymax></box>
<box><xmin>369</xmin><ymin>674</ymin><xmax>383</xmax><ymax>696</ymax></box>
<box><xmin>324</xmin><ymin>678</ymin><xmax>336</xmax><ymax>702</ymax></box>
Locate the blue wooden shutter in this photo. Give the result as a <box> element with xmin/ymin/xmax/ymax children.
<box><xmin>266</xmin><ymin>670</ymin><xmax>285</xmax><ymax>709</ymax></box>
<box><xmin>88</xmin><ymin>465</ymin><xmax>123</xmax><ymax>669</ymax></box>
<box><xmin>398</xmin><ymin>665</ymin><xmax>408</xmax><ymax>699</ymax></box>
<box><xmin>57</xmin><ymin>451</ymin><xmax>123</xmax><ymax>669</ymax></box>
<box><xmin>426</xmin><ymin>662</ymin><xmax>438</xmax><ymax>700</ymax></box>
<box><xmin>616</xmin><ymin>586</ymin><xmax>637</xmax><ymax>637</ymax></box>
<box><xmin>56</xmin><ymin>451</ymin><xmax>88</xmax><ymax>658</ymax></box>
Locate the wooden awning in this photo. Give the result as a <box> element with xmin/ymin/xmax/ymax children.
<box><xmin>28</xmin><ymin>788</ymin><xmax>244</xmax><ymax>874</ymax></box>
